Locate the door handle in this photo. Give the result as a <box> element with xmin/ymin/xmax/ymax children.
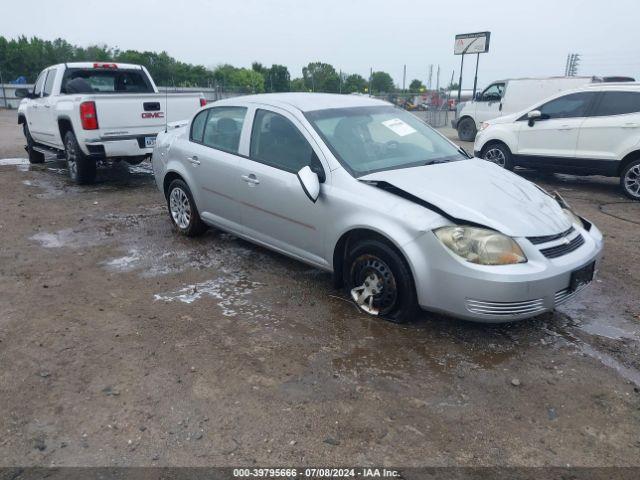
<box><xmin>241</xmin><ymin>174</ymin><xmax>260</xmax><ymax>185</ymax></box>
<box><xmin>187</xmin><ymin>155</ymin><xmax>200</xmax><ymax>165</ymax></box>
<box><xmin>44</xmin><ymin>105</ymin><xmax>51</xmax><ymax>109</ymax></box>
<box><xmin>558</xmin><ymin>125</ymin><xmax>574</xmax><ymax>131</ymax></box>
<box><xmin>622</xmin><ymin>123</ymin><xmax>640</xmax><ymax>128</ymax></box>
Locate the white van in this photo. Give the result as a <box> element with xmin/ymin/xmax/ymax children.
<box><xmin>454</xmin><ymin>77</ymin><xmax>598</xmax><ymax>141</ymax></box>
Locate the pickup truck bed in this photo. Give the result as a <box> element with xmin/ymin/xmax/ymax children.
<box><xmin>17</xmin><ymin>62</ymin><xmax>205</xmax><ymax>184</ymax></box>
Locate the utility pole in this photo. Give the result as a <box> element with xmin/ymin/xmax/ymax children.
<box><xmin>564</xmin><ymin>54</ymin><xmax>571</xmax><ymax>76</ymax></box>
<box><xmin>402</xmin><ymin>64</ymin><xmax>406</xmax><ymax>93</ymax></box>
<box><xmin>428</xmin><ymin>64</ymin><xmax>433</xmax><ymax>90</ymax></box>
<box><xmin>457</xmin><ymin>54</ymin><xmax>465</xmax><ymax>102</ymax></box>
<box><xmin>436</xmin><ymin>65</ymin><xmax>440</xmax><ymax>91</ymax></box>
<box><xmin>339</xmin><ymin>69</ymin><xmax>342</xmax><ymax>94</ymax></box>
<box><xmin>565</xmin><ymin>53</ymin><xmax>581</xmax><ymax>76</ymax></box>
<box><xmin>472</xmin><ymin>53</ymin><xmax>480</xmax><ymax>98</ymax></box>
<box><xmin>368</xmin><ymin>67</ymin><xmax>372</xmax><ymax>96</ymax></box>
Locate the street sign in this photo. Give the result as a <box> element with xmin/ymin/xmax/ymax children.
<box><xmin>454</xmin><ymin>32</ymin><xmax>491</xmax><ymax>55</ymax></box>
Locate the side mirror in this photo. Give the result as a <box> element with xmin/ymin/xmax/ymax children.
<box><xmin>474</xmin><ymin>92</ymin><xmax>482</xmax><ymax>101</ymax></box>
<box><xmin>527</xmin><ymin>110</ymin><xmax>542</xmax><ymax>127</ymax></box>
<box><xmin>297</xmin><ymin>166</ymin><xmax>320</xmax><ymax>203</ymax></box>
<box><xmin>14</xmin><ymin>88</ymin><xmax>30</xmax><ymax>99</ymax></box>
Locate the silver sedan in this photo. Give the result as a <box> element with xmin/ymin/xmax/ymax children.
<box><xmin>152</xmin><ymin>93</ymin><xmax>603</xmax><ymax>323</ymax></box>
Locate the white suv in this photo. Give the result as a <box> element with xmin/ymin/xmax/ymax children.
<box><xmin>474</xmin><ymin>83</ymin><xmax>640</xmax><ymax>200</ymax></box>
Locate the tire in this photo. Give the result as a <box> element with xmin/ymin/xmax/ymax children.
<box><xmin>481</xmin><ymin>142</ymin><xmax>514</xmax><ymax>170</ymax></box>
<box><xmin>64</xmin><ymin>131</ymin><xmax>96</xmax><ymax>184</ymax></box>
<box><xmin>620</xmin><ymin>159</ymin><xmax>640</xmax><ymax>201</ymax></box>
<box><xmin>457</xmin><ymin>117</ymin><xmax>477</xmax><ymax>142</ymax></box>
<box><xmin>166</xmin><ymin>179</ymin><xmax>207</xmax><ymax>237</ymax></box>
<box><xmin>344</xmin><ymin>238</ymin><xmax>419</xmax><ymax>324</ymax></box>
<box><xmin>23</xmin><ymin>124</ymin><xmax>45</xmax><ymax>164</ymax></box>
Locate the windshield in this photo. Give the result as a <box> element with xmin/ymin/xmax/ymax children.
<box><xmin>305</xmin><ymin>105</ymin><xmax>466</xmax><ymax>176</ymax></box>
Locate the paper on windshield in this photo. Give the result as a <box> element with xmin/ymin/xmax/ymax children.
<box><xmin>381</xmin><ymin>118</ymin><xmax>417</xmax><ymax>137</ymax></box>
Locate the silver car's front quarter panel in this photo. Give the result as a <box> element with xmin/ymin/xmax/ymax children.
<box><xmin>405</xmin><ymin>221</ymin><xmax>603</xmax><ymax>322</ymax></box>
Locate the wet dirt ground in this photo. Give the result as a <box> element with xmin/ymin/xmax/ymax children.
<box><xmin>1</xmin><ymin>109</ymin><xmax>639</xmax><ymax>467</ymax></box>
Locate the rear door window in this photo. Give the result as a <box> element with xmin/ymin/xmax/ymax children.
<box><xmin>538</xmin><ymin>92</ymin><xmax>597</xmax><ymax>119</ymax></box>
<box><xmin>591</xmin><ymin>91</ymin><xmax>640</xmax><ymax>116</ymax></box>
<box><xmin>200</xmin><ymin>107</ymin><xmax>247</xmax><ymax>154</ymax></box>
<box><xmin>190</xmin><ymin>110</ymin><xmax>208</xmax><ymax>143</ymax></box>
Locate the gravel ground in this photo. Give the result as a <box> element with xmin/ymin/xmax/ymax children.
<box><xmin>0</xmin><ymin>108</ymin><xmax>639</xmax><ymax>468</ymax></box>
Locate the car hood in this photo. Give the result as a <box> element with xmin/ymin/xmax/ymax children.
<box><xmin>359</xmin><ymin>159</ymin><xmax>571</xmax><ymax>237</ymax></box>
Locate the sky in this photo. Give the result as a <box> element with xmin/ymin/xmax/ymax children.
<box><xmin>3</xmin><ymin>0</ymin><xmax>640</xmax><ymax>90</ymax></box>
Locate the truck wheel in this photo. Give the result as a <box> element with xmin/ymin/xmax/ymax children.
<box><xmin>167</xmin><ymin>179</ymin><xmax>207</xmax><ymax>237</ymax></box>
<box><xmin>23</xmin><ymin>124</ymin><xmax>45</xmax><ymax>164</ymax></box>
<box><xmin>64</xmin><ymin>131</ymin><xmax>96</xmax><ymax>184</ymax></box>
<box><xmin>457</xmin><ymin>117</ymin><xmax>477</xmax><ymax>142</ymax></box>
<box><xmin>620</xmin><ymin>159</ymin><xmax>640</xmax><ymax>201</ymax></box>
<box><xmin>482</xmin><ymin>142</ymin><xmax>513</xmax><ymax>170</ymax></box>
<box><xmin>344</xmin><ymin>238</ymin><xmax>419</xmax><ymax>324</ymax></box>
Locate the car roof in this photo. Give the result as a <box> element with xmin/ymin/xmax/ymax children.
<box><xmin>582</xmin><ymin>82</ymin><xmax>640</xmax><ymax>90</ymax></box>
<box><xmin>212</xmin><ymin>92</ymin><xmax>392</xmax><ymax>112</ymax></box>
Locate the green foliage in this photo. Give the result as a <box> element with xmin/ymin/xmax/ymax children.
<box><xmin>0</xmin><ymin>35</ymin><xmax>397</xmax><ymax>97</ymax></box>
<box><xmin>370</xmin><ymin>71</ymin><xmax>395</xmax><ymax>94</ymax></box>
<box><xmin>409</xmin><ymin>79</ymin><xmax>425</xmax><ymax>93</ymax></box>
<box><xmin>343</xmin><ymin>74</ymin><xmax>367</xmax><ymax>94</ymax></box>
<box><xmin>290</xmin><ymin>77</ymin><xmax>308</xmax><ymax>92</ymax></box>
<box><xmin>302</xmin><ymin>62</ymin><xmax>340</xmax><ymax>93</ymax></box>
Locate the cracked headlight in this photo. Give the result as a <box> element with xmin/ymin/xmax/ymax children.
<box><xmin>434</xmin><ymin>226</ymin><xmax>527</xmax><ymax>265</ymax></box>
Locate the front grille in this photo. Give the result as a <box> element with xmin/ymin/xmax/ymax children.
<box><xmin>539</xmin><ymin>234</ymin><xmax>585</xmax><ymax>259</ymax></box>
<box><xmin>527</xmin><ymin>227</ymin><xmax>575</xmax><ymax>245</ymax></box>
<box><xmin>466</xmin><ymin>298</ymin><xmax>546</xmax><ymax>316</ymax></box>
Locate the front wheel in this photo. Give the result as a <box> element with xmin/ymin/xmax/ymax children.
<box><xmin>23</xmin><ymin>124</ymin><xmax>45</xmax><ymax>164</ymax></box>
<box><xmin>620</xmin><ymin>159</ymin><xmax>640</xmax><ymax>200</ymax></box>
<box><xmin>482</xmin><ymin>142</ymin><xmax>513</xmax><ymax>170</ymax></box>
<box><xmin>344</xmin><ymin>239</ymin><xmax>419</xmax><ymax>324</ymax></box>
<box><xmin>64</xmin><ymin>131</ymin><xmax>96</xmax><ymax>184</ymax></box>
<box><xmin>166</xmin><ymin>179</ymin><xmax>207</xmax><ymax>236</ymax></box>
<box><xmin>457</xmin><ymin>117</ymin><xmax>477</xmax><ymax>142</ymax></box>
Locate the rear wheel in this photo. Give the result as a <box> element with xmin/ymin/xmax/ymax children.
<box><xmin>482</xmin><ymin>142</ymin><xmax>513</xmax><ymax>170</ymax></box>
<box><xmin>64</xmin><ymin>131</ymin><xmax>96</xmax><ymax>184</ymax></box>
<box><xmin>23</xmin><ymin>124</ymin><xmax>45</xmax><ymax>164</ymax></box>
<box><xmin>621</xmin><ymin>159</ymin><xmax>640</xmax><ymax>200</ymax></box>
<box><xmin>344</xmin><ymin>238</ymin><xmax>419</xmax><ymax>324</ymax></box>
<box><xmin>457</xmin><ymin>117</ymin><xmax>477</xmax><ymax>142</ymax></box>
<box><xmin>167</xmin><ymin>179</ymin><xmax>207</xmax><ymax>236</ymax></box>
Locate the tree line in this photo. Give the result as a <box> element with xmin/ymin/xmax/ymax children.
<box><xmin>0</xmin><ymin>35</ymin><xmax>437</xmax><ymax>95</ymax></box>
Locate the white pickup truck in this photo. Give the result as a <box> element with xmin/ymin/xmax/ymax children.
<box><xmin>16</xmin><ymin>62</ymin><xmax>206</xmax><ymax>184</ymax></box>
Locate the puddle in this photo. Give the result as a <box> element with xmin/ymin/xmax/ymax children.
<box><xmin>30</xmin><ymin>228</ymin><xmax>106</xmax><ymax>249</ymax></box>
<box><xmin>0</xmin><ymin>158</ymin><xmax>30</xmax><ymax>166</ymax></box>
<box><xmin>154</xmin><ymin>272</ymin><xmax>265</xmax><ymax>317</ymax></box>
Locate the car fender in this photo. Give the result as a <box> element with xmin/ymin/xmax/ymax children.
<box><xmin>475</xmin><ymin>124</ymin><xmax>519</xmax><ymax>155</ymax></box>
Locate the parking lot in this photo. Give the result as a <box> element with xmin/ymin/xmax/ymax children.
<box><xmin>1</xmin><ymin>107</ymin><xmax>639</xmax><ymax>467</ymax></box>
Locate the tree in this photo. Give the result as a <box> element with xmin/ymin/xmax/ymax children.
<box><xmin>290</xmin><ymin>77</ymin><xmax>307</xmax><ymax>92</ymax></box>
<box><xmin>370</xmin><ymin>71</ymin><xmax>395</xmax><ymax>94</ymax></box>
<box><xmin>302</xmin><ymin>62</ymin><xmax>340</xmax><ymax>93</ymax></box>
<box><xmin>409</xmin><ymin>79</ymin><xmax>425</xmax><ymax>93</ymax></box>
<box><xmin>266</xmin><ymin>64</ymin><xmax>290</xmax><ymax>92</ymax></box>
<box><xmin>343</xmin><ymin>74</ymin><xmax>367</xmax><ymax>94</ymax></box>
<box><xmin>229</xmin><ymin>68</ymin><xmax>265</xmax><ymax>93</ymax></box>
